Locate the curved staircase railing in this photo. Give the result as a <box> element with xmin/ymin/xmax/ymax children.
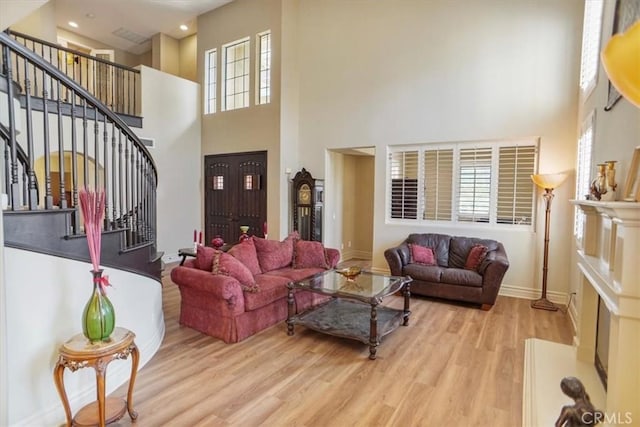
<box><xmin>1</xmin><ymin>31</ymin><xmax>158</xmax><ymax>256</ymax></box>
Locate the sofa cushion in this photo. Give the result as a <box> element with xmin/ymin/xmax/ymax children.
<box><xmin>464</xmin><ymin>244</ymin><xmax>489</xmax><ymax>271</ymax></box>
<box><xmin>404</xmin><ymin>264</ymin><xmax>445</xmax><ymax>283</ymax></box>
<box><xmin>409</xmin><ymin>244</ymin><xmax>436</xmax><ymax>266</ymax></box>
<box><xmin>212</xmin><ymin>251</ymin><xmax>259</xmax><ymax>293</ymax></box>
<box><xmin>254</xmin><ymin>235</ymin><xmax>295</xmax><ymax>272</ymax></box>
<box><xmin>407</xmin><ymin>233</ymin><xmax>451</xmax><ymax>267</ymax></box>
<box><xmin>195</xmin><ymin>245</ymin><xmax>217</xmax><ymax>271</ymax></box>
<box><xmin>448</xmin><ymin>237</ymin><xmax>498</xmax><ymax>269</ymax></box>
<box><xmin>293</xmin><ymin>240</ymin><xmax>329</xmax><ymax>269</ymax></box>
<box><xmin>245</xmin><ymin>274</ymin><xmax>290</xmax><ymax>311</ymax></box>
<box><xmin>228</xmin><ymin>239</ymin><xmax>262</xmax><ymax>276</ymax></box>
<box><xmin>441</xmin><ymin>268</ymin><xmax>483</xmax><ymax>287</ymax></box>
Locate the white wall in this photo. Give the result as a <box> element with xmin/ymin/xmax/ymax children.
<box><xmin>293</xmin><ymin>0</ymin><xmax>584</xmax><ymax>300</ymax></box>
<box><xmin>135</xmin><ymin>66</ymin><xmax>201</xmax><ymax>262</ymax></box>
<box><xmin>0</xmin><ymin>0</ymin><xmax>49</xmax><ymax>31</ymax></box>
<box><xmin>5</xmin><ymin>0</ymin><xmax>56</xmax><ymax>41</ymax></box>
<box><xmin>5</xmin><ymin>249</ymin><xmax>164</xmax><ymax>426</ymax></box>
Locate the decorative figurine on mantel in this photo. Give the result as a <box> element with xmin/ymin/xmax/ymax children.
<box><xmin>601</xmin><ymin>160</ymin><xmax>617</xmax><ymax>201</ymax></box>
<box><xmin>555</xmin><ymin>377</ymin><xmax>603</xmax><ymax>427</ymax></box>
<box><xmin>589</xmin><ymin>161</ymin><xmax>617</xmax><ymax>201</ymax></box>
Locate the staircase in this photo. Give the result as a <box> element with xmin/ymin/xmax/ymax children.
<box><xmin>1</xmin><ymin>30</ymin><xmax>161</xmax><ymax>280</ymax></box>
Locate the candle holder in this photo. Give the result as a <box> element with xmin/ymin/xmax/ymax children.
<box><xmin>239</xmin><ymin>226</ymin><xmax>250</xmax><ymax>242</ymax></box>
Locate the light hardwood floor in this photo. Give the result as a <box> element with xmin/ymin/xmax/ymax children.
<box><xmin>111</xmin><ymin>262</ymin><xmax>573</xmax><ymax>426</ymax></box>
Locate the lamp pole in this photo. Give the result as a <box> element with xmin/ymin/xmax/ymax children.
<box><xmin>531</xmin><ymin>187</ymin><xmax>558</xmax><ymax>311</ymax></box>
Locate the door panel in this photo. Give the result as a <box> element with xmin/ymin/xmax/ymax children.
<box><xmin>205</xmin><ymin>151</ymin><xmax>267</xmax><ymax>245</ymax></box>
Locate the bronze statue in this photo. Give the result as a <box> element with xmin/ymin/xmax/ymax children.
<box><xmin>555</xmin><ymin>376</ymin><xmax>604</xmax><ymax>427</ymax></box>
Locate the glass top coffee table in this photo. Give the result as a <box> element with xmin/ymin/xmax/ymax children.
<box><xmin>286</xmin><ymin>269</ymin><xmax>412</xmax><ymax>360</ymax></box>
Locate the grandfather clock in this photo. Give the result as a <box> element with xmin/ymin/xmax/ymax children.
<box><xmin>292</xmin><ymin>168</ymin><xmax>323</xmax><ymax>242</ymax></box>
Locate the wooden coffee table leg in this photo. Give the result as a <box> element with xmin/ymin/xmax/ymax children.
<box><xmin>403</xmin><ymin>282</ymin><xmax>411</xmax><ymax>326</ymax></box>
<box><xmin>286</xmin><ymin>285</ymin><xmax>295</xmax><ymax>336</ymax></box>
<box><xmin>369</xmin><ymin>303</ymin><xmax>378</xmax><ymax>360</ymax></box>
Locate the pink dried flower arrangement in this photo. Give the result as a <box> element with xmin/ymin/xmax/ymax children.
<box><xmin>79</xmin><ymin>187</ymin><xmax>110</xmax><ymax>293</ymax></box>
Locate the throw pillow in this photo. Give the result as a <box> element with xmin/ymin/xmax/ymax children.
<box><xmin>227</xmin><ymin>238</ymin><xmax>262</xmax><ymax>276</ymax></box>
<box><xmin>195</xmin><ymin>245</ymin><xmax>217</xmax><ymax>271</ymax></box>
<box><xmin>464</xmin><ymin>244</ymin><xmax>489</xmax><ymax>271</ymax></box>
<box><xmin>212</xmin><ymin>251</ymin><xmax>260</xmax><ymax>293</ymax></box>
<box><xmin>409</xmin><ymin>244</ymin><xmax>436</xmax><ymax>266</ymax></box>
<box><xmin>253</xmin><ymin>233</ymin><xmax>295</xmax><ymax>272</ymax></box>
<box><xmin>293</xmin><ymin>240</ymin><xmax>329</xmax><ymax>269</ymax></box>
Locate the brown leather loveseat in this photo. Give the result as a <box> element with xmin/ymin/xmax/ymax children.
<box><xmin>384</xmin><ymin>233</ymin><xmax>509</xmax><ymax>310</ymax></box>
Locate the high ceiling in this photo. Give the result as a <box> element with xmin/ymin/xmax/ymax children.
<box><xmin>53</xmin><ymin>0</ymin><xmax>233</xmax><ymax>55</ymax></box>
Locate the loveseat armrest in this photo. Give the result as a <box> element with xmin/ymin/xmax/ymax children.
<box><xmin>480</xmin><ymin>243</ymin><xmax>509</xmax><ymax>303</ymax></box>
<box><xmin>384</xmin><ymin>243</ymin><xmax>411</xmax><ymax>276</ymax></box>
<box><xmin>170</xmin><ymin>266</ymin><xmax>245</xmax><ymax>315</ymax></box>
<box><xmin>326</xmin><ymin>248</ymin><xmax>341</xmax><ymax>268</ymax></box>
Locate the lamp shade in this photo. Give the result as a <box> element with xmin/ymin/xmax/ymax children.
<box><xmin>531</xmin><ymin>173</ymin><xmax>568</xmax><ymax>190</ymax></box>
<box><xmin>601</xmin><ymin>20</ymin><xmax>640</xmax><ymax>108</ymax></box>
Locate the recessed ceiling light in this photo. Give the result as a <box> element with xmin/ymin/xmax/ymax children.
<box><xmin>69</xmin><ymin>21</ymin><xmax>78</xmax><ymax>28</ymax></box>
<box><xmin>180</xmin><ymin>24</ymin><xmax>188</xmax><ymax>31</ymax></box>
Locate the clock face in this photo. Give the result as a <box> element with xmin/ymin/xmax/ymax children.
<box><xmin>299</xmin><ymin>184</ymin><xmax>311</xmax><ymax>204</ymax></box>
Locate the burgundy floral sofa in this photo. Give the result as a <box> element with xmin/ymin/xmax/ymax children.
<box><xmin>384</xmin><ymin>233</ymin><xmax>509</xmax><ymax>310</ymax></box>
<box><xmin>170</xmin><ymin>234</ymin><xmax>340</xmax><ymax>343</ymax></box>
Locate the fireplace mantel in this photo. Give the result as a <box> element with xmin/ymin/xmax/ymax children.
<box><xmin>570</xmin><ymin>199</ymin><xmax>640</xmax><ymax>421</ymax></box>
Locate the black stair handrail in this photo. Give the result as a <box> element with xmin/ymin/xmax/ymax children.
<box><xmin>8</xmin><ymin>30</ymin><xmax>140</xmax><ymax>116</ymax></box>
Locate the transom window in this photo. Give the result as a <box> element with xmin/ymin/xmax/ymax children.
<box><xmin>222</xmin><ymin>37</ymin><xmax>250</xmax><ymax>111</ymax></box>
<box><xmin>204</xmin><ymin>48</ymin><xmax>217</xmax><ymax>114</ymax></box>
<box><xmin>257</xmin><ymin>31</ymin><xmax>271</xmax><ymax>105</ymax></box>
<box><xmin>388</xmin><ymin>139</ymin><xmax>538</xmax><ymax>227</ymax></box>
<box><xmin>579</xmin><ymin>0</ymin><xmax>604</xmax><ymax>99</ymax></box>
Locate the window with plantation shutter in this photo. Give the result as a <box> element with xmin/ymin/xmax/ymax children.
<box><xmin>457</xmin><ymin>148</ymin><xmax>492</xmax><ymax>223</ymax></box>
<box><xmin>424</xmin><ymin>149</ymin><xmax>453</xmax><ymax>220</ymax></box>
<box><xmin>575</xmin><ymin>112</ymin><xmax>595</xmax><ymax>238</ymax></box>
<box><xmin>389</xmin><ymin>151</ymin><xmax>418</xmax><ymax>219</ymax></box>
<box><xmin>497</xmin><ymin>146</ymin><xmax>536</xmax><ymax>225</ymax></box>
<box><xmin>387</xmin><ymin>139</ymin><xmax>538</xmax><ymax>228</ymax></box>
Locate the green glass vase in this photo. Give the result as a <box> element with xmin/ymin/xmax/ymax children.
<box><xmin>82</xmin><ymin>269</ymin><xmax>115</xmax><ymax>342</ymax></box>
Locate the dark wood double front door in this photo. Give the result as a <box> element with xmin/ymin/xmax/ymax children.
<box><xmin>204</xmin><ymin>151</ymin><xmax>267</xmax><ymax>245</ymax></box>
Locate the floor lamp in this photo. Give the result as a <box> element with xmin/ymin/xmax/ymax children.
<box><xmin>531</xmin><ymin>173</ymin><xmax>567</xmax><ymax>311</ymax></box>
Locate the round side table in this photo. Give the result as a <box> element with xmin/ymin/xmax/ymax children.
<box><xmin>53</xmin><ymin>327</ymin><xmax>139</xmax><ymax>427</ymax></box>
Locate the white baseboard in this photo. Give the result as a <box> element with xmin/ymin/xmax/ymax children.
<box><xmin>340</xmin><ymin>250</ymin><xmax>371</xmax><ymax>262</ymax></box>
<box><xmin>499</xmin><ymin>283</ymin><xmax>568</xmax><ymax>305</ymax></box>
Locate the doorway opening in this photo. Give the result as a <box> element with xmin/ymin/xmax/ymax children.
<box><xmin>327</xmin><ymin>147</ymin><xmax>375</xmax><ymax>262</ymax></box>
